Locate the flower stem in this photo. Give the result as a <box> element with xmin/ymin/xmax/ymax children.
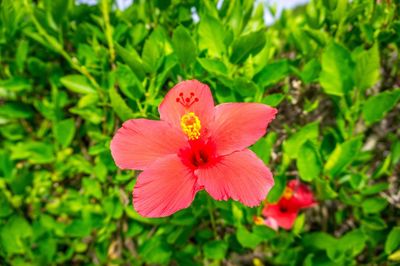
<box><xmin>207</xmin><ymin>197</ymin><xmax>218</xmax><ymax>239</ymax></box>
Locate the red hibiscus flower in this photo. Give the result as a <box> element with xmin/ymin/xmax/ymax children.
<box><xmin>110</xmin><ymin>80</ymin><xmax>277</xmax><ymax>217</ymax></box>
<box><xmin>262</xmin><ymin>180</ymin><xmax>315</xmax><ymax>230</ymax></box>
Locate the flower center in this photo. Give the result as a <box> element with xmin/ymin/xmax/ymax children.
<box><xmin>283</xmin><ymin>187</ymin><xmax>293</xmax><ymax>199</ymax></box>
<box><xmin>279</xmin><ymin>206</ymin><xmax>288</xmax><ymax>213</ymax></box>
<box><xmin>180</xmin><ymin>112</ymin><xmax>201</xmax><ymax>140</ymax></box>
<box><xmin>178</xmin><ymin>139</ymin><xmax>219</xmax><ymax>169</ymax></box>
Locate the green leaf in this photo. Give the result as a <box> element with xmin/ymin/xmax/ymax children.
<box><xmin>60</xmin><ymin>75</ymin><xmax>96</xmax><ymax>94</ymax></box>
<box><xmin>11</xmin><ymin>141</ymin><xmax>55</xmax><ymax>164</ymax></box>
<box><xmin>65</xmin><ymin>219</ymin><xmax>92</xmax><ymax>238</ymax></box>
<box><xmin>283</xmin><ymin>121</ymin><xmax>319</xmax><ymax>159</ymax></box>
<box><xmin>197</xmin><ymin>58</ymin><xmax>228</xmax><ymax>76</ymax></box>
<box><xmin>337</xmin><ymin>229</ymin><xmax>366</xmax><ymax>256</ymax></box>
<box><xmin>115</xmin><ymin>43</ymin><xmax>145</xmax><ymax>81</ymax></box>
<box><xmin>316</xmin><ymin>178</ymin><xmax>338</xmax><ymax>199</ymax></box>
<box><xmin>139</xmin><ymin>238</ymin><xmax>171</xmax><ymax>264</ymax></box>
<box><xmin>203</xmin><ymin>240</ymin><xmax>228</xmax><ymax>260</ymax></box>
<box><xmin>254</xmin><ymin>60</ymin><xmax>289</xmax><ymax>87</ymax></box>
<box><xmin>361</xmin><ymin>216</ymin><xmax>387</xmax><ymax>230</ymax></box>
<box><xmin>293</xmin><ymin>213</ymin><xmax>306</xmax><ymax>235</ymax></box>
<box><xmin>389</xmin><ymin>249</ymin><xmax>400</xmax><ymax>261</ymax></box>
<box><xmin>229</xmin><ymin>29</ymin><xmax>266</xmax><ymax>64</ymax></box>
<box><xmin>232</xmin><ymin>77</ymin><xmax>259</xmax><ymax>97</ymax></box>
<box><xmin>297</xmin><ymin>141</ymin><xmax>322</xmax><ymax>181</ymax></box>
<box><xmin>16</xmin><ymin>39</ymin><xmax>29</xmax><ymax>72</ymax></box>
<box><xmin>324</xmin><ymin>136</ymin><xmax>363</xmax><ymax>177</ymax></box>
<box><xmin>125</xmin><ymin>207</ymin><xmax>164</xmax><ymax>225</ymax></box>
<box><xmin>267</xmin><ymin>174</ymin><xmax>287</xmax><ymax>202</ymax></box>
<box><xmin>373</xmin><ymin>154</ymin><xmax>392</xmax><ymax>179</ymax></box>
<box><xmin>142</xmin><ymin>31</ymin><xmax>164</xmax><ymax>73</ymax></box>
<box><xmin>0</xmin><ymin>150</ymin><xmax>13</xmax><ymax>180</ymax></box>
<box><xmin>0</xmin><ymin>77</ymin><xmax>31</xmax><ymax>92</ymax></box>
<box><xmin>251</xmin><ymin>132</ymin><xmax>277</xmax><ymax>165</ymax></box>
<box><xmin>115</xmin><ymin>63</ymin><xmax>144</xmax><ymax>100</ymax></box>
<box><xmin>360</xmin><ymin>182</ymin><xmax>389</xmax><ymax>196</ymax></box>
<box><xmin>198</xmin><ymin>14</ymin><xmax>226</xmax><ymax>57</ymax></box>
<box><xmin>362</xmin><ymin>89</ymin><xmax>400</xmax><ymax>125</ymax></box>
<box><xmin>236</xmin><ymin>226</ymin><xmax>263</xmax><ymax>249</ymax></box>
<box><xmin>53</xmin><ymin>118</ymin><xmax>75</xmax><ymax>148</ymax></box>
<box><xmin>69</xmin><ymin>106</ymin><xmax>103</xmax><ymax>124</ymax></box>
<box><xmin>48</xmin><ymin>0</ymin><xmax>69</xmax><ymax>25</ymax></box>
<box><xmin>109</xmin><ymin>87</ymin><xmax>135</xmax><ymax>121</ymax></box>
<box><xmin>362</xmin><ymin>198</ymin><xmax>388</xmax><ymax>214</ymax></box>
<box><xmin>231</xmin><ymin>202</ymin><xmax>244</xmax><ymax>226</ymax></box>
<box><xmin>353</xmin><ymin>44</ymin><xmax>380</xmax><ymax>90</ymax></box>
<box><xmin>392</xmin><ymin>139</ymin><xmax>400</xmax><ymax>167</ymax></box>
<box><xmin>303</xmin><ymin>28</ymin><xmax>329</xmax><ymax>46</ymax></box>
<box><xmin>300</xmin><ymin>59</ymin><xmax>321</xmax><ymax>84</ymax></box>
<box><xmin>103</xmin><ymin>195</ymin><xmax>123</xmax><ymax>219</ymax></box>
<box><xmin>303</xmin><ymin>232</ymin><xmax>337</xmax><ymax>250</ymax></box>
<box><xmin>262</xmin><ymin>93</ymin><xmax>285</xmax><ymax>107</ymax></box>
<box><xmin>82</xmin><ymin>178</ymin><xmax>102</xmax><ymax>199</ymax></box>
<box><xmin>0</xmin><ymin>215</ymin><xmax>32</xmax><ymax>255</ymax></box>
<box><xmin>0</xmin><ymin>192</ymin><xmax>13</xmax><ymax>218</ymax></box>
<box><xmin>320</xmin><ymin>42</ymin><xmax>354</xmax><ymax>96</ymax></box>
<box><xmin>172</xmin><ymin>25</ymin><xmax>197</xmax><ymax>67</ymax></box>
<box><xmin>126</xmin><ymin>221</ymin><xmax>143</xmax><ymax>238</ymax></box>
<box><xmin>77</xmin><ymin>93</ymin><xmax>99</xmax><ymax>108</ymax></box>
<box><xmin>0</xmin><ymin>102</ymin><xmax>34</xmax><ymax>119</ymax></box>
<box><xmin>323</xmin><ymin>0</ymin><xmax>338</xmax><ymax>10</ymax></box>
<box><xmin>252</xmin><ymin>225</ymin><xmax>276</xmax><ymax>240</ymax></box>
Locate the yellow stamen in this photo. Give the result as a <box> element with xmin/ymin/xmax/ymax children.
<box><xmin>180</xmin><ymin>112</ymin><xmax>201</xmax><ymax>140</ymax></box>
<box><xmin>253</xmin><ymin>216</ymin><xmax>265</xmax><ymax>226</ymax></box>
<box><xmin>283</xmin><ymin>187</ymin><xmax>293</xmax><ymax>199</ymax></box>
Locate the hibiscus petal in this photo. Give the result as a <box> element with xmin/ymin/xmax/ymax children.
<box><xmin>210</xmin><ymin>103</ymin><xmax>277</xmax><ymax>155</ymax></box>
<box><xmin>264</xmin><ymin>217</ymin><xmax>279</xmax><ymax>231</ymax></box>
<box><xmin>262</xmin><ymin>204</ymin><xmax>298</xmax><ymax>230</ymax></box>
<box><xmin>133</xmin><ymin>155</ymin><xmax>197</xmax><ymax>217</ymax></box>
<box><xmin>159</xmin><ymin>80</ymin><xmax>214</xmax><ymax>131</ymax></box>
<box><xmin>279</xmin><ymin>180</ymin><xmax>316</xmax><ymax>211</ymax></box>
<box><xmin>110</xmin><ymin>119</ymin><xmax>186</xmax><ymax>170</ymax></box>
<box><xmin>195</xmin><ymin>149</ymin><xmax>274</xmax><ymax>207</ymax></box>
<box><xmin>287</xmin><ymin>179</ymin><xmax>316</xmax><ymax>209</ymax></box>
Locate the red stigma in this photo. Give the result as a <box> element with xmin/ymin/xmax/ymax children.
<box><xmin>176</xmin><ymin>92</ymin><xmax>198</xmax><ymax>108</ymax></box>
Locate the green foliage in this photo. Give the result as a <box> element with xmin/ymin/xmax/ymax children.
<box><xmin>324</xmin><ymin>136</ymin><xmax>363</xmax><ymax>178</ymax></box>
<box><xmin>229</xmin><ymin>29</ymin><xmax>266</xmax><ymax>64</ymax></box>
<box><xmin>0</xmin><ymin>0</ymin><xmax>399</xmax><ymax>265</ymax></box>
<box><xmin>362</xmin><ymin>89</ymin><xmax>400</xmax><ymax>124</ymax></box>
<box><xmin>172</xmin><ymin>25</ymin><xmax>197</xmax><ymax>67</ymax></box>
<box><xmin>297</xmin><ymin>141</ymin><xmax>322</xmax><ymax>181</ymax></box>
<box><xmin>320</xmin><ymin>42</ymin><xmax>354</xmax><ymax>96</ymax></box>
<box><xmin>385</xmin><ymin>227</ymin><xmax>400</xmax><ymax>254</ymax></box>
<box><xmin>60</xmin><ymin>75</ymin><xmax>97</xmax><ymax>94</ymax></box>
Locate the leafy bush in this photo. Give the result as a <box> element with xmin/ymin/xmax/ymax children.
<box><xmin>0</xmin><ymin>0</ymin><xmax>399</xmax><ymax>265</ymax></box>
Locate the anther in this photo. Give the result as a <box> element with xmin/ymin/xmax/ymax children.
<box><xmin>180</xmin><ymin>112</ymin><xmax>201</xmax><ymax>140</ymax></box>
